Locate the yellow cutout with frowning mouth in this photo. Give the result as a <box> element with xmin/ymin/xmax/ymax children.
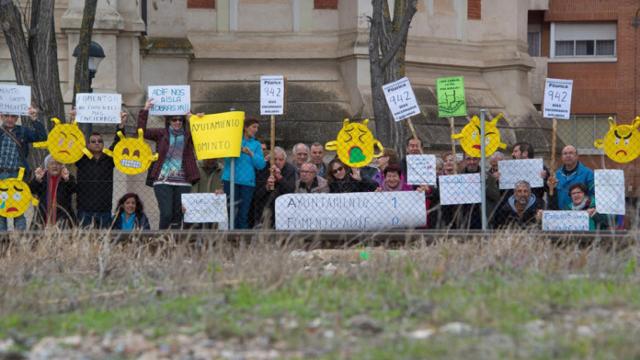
<box><xmin>0</xmin><ymin>168</ymin><xmax>39</xmax><ymax>219</ymax></box>
<box><xmin>325</xmin><ymin>119</ymin><xmax>384</xmax><ymax>168</ymax></box>
<box><xmin>451</xmin><ymin>114</ymin><xmax>506</xmax><ymax>158</ymax></box>
<box><xmin>103</xmin><ymin>129</ymin><xmax>158</xmax><ymax>175</ymax></box>
<box><xmin>594</xmin><ymin>116</ymin><xmax>640</xmax><ymax>163</ymax></box>
<box><xmin>33</xmin><ymin>118</ymin><xmax>92</xmax><ymax>164</ymax></box>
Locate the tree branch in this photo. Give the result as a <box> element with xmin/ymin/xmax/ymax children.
<box><xmin>380</xmin><ymin>0</ymin><xmax>416</xmax><ymax>69</ymax></box>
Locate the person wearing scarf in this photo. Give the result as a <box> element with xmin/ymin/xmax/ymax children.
<box><xmin>138</xmin><ymin>99</ymin><xmax>200</xmax><ymax>230</ymax></box>
<box><xmin>547</xmin><ymin>182</ymin><xmax>609</xmax><ymax>231</ymax></box>
<box><xmin>29</xmin><ymin>155</ymin><xmax>76</xmax><ymax>229</ymax></box>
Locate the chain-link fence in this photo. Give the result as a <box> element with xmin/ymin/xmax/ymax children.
<box><xmin>1</xmin><ymin>111</ymin><xmax>637</xmax><ymax>232</ymax></box>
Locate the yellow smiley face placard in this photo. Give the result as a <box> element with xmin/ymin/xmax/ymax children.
<box><xmin>594</xmin><ymin>116</ymin><xmax>640</xmax><ymax>163</ymax></box>
<box><xmin>103</xmin><ymin>129</ymin><xmax>159</xmax><ymax>175</ymax></box>
<box><xmin>325</xmin><ymin>119</ymin><xmax>384</xmax><ymax>168</ymax></box>
<box><xmin>33</xmin><ymin>118</ymin><xmax>92</xmax><ymax>164</ymax></box>
<box><xmin>451</xmin><ymin>114</ymin><xmax>507</xmax><ymax>158</ymax></box>
<box><xmin>0</xmin><ymin>168</ymin><xmax>39</xmax><ymax>218</ymax></box>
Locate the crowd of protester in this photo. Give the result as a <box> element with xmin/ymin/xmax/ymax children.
<box><xmin>0</xmin><ymin>107</ymin><xmax>623</xmax><ymax>232</ymax></box>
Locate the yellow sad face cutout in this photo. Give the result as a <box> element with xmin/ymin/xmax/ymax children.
<box><xmin>0</xmin><ymin>168</ymin><xmax>39</xmax><ymax>218</ymax></box>
<box><xmin>33</xmin><ymin>118</ymin><xmax>92</xmax><ymax>164</ymax></box>
<box><xmin>451</xmin><ymin>114</ymin><xmax>507</xmax><ymax>158</ymax></box>
<box><xmin>103</xmin><ymin>129</ymin><xmax>158</xmax><ymax>175</ymax></box>
<box><xmin>594</xmin><ymin>116</ymin><xmax>640</xmax><ymax>163</ymax></box>
<box><xmin>325</xmin><ymin>119</ymin><xmax>384</xmax><ymax>168</ymax></box>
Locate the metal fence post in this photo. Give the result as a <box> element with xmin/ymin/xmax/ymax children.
<box><xmin>480</xmin><ymin>109</ymin><xmax>488</xmax><ymax>231</ymax></box>
<box><xmin>229</xmin><ymin>158</ymin><xmax>235</xmax><ymax>230</ymax></box>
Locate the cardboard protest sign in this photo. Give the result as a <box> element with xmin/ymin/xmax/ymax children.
<box><xmin>260</xmin><ymin>76</ymin><xmax>284</xmax><ymax>115</ymax></box>
<box><xmin>594</xmin><ymin>116</ymin><xmax>640</xmax><ymax>163</ymax></box>
<box><xmin>436</xmin><ymin>76</ymin><xmax>467</xmax><ymax>118</ymax></box>
<box><xmin>275</xmin><ymin>191</ymin><xmax>426</xmax><ymax>230</ymax></box>
<box><xmin>542</xmin><ymin>211</ymin><xmax>589</xmax><ymax>231</ymax></box>
<box><xmin>406</xmin><ymin>154</ymin><xmax>437</xmax><ymax>185</ymax></box>
<box><xmin>148</xmin><ymin>85</ymin><xmax>191</xmax><ymax>116</ymax></box>
<box><xmin>75</xmin><ymin>93</ymin><xmax>121</xmax><ymax>124</ymax></box>
<box><xmin>325</xmin><ymin>119</ymin><xmax>384</xmax><ymax>168</ymax></box>
<box><xmin>0</xmin><ymin>85</ymin><xmax>30</xmax><ymax>116</ymax></box>
<box><xmin>451</xmin><ymin>114</ymin><xmax>506</xmax><ymax>158</ymax></box>
<box><xmin>190</xmin><ymin>111</ymin><xmax>244</xmax><ymax>159</ymax></box>
<box><xmin>33</xmin><ymin>118</ymin><xmax>92</xmax><ymax>164</ymax></box>
<box><xmin>498</xmin><ymin>159</ymin><xmax>544</xmax><ymax>189</ymax></box>
<box><xmin>103</xmin><ymin>129</ymin><xmax>158</xmax><ymax>176</ymax></box>
<box><xmin>0</xmin><ymin>168</ymin><xmax>38</xmax><ymax>219</ymax></box>
<box><xmin>438</xmin><ymin>173</ymin><xmax>482</xmax><ymax>205</ymax></box>
<box><xmin>543</xmin><ymin>78</ymin><xmax>573</xmax><ymax>119</ymax></box>
<box><xmin>595</xmin><ymin>169</ymin><xmax>625</xmax><ymax>215</ymax></box>
<box><xmin>182</xmin><ymin>193</ymin><xmax>228</xmax><ymax>225</ymax></box>
<box><xmin>382</xmin><ymin>77</ymin><xmax>421</xmax><ymax>122</ymax></box>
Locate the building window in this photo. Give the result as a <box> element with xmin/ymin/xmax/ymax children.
<box><xmin>551</xmin><ymin>22</ymin><xmax>616</xmax><ymax>59</ymax></box>
<box><xmin>556</xmin><ymin>115</ymin><xmax>613</xmax><ymax>154</ymax></box>
<box><xmin>467</xmin><ymin>0</ymin><xmax>481</xmax><ymax>20</ymax></box>
<box><xmin>314</xmin><ymin>0</ymin><xmax>338</xmax><ymax>9</ymax></box>
<box><xmin>528</xmin><ymin>24</ymin><xmax>541</xmax><ymax>57</ymax></box>
<box><xmin>188</xmin><ymin>0</ymin><xmax>215</xmax><ymax>9</ymax></box>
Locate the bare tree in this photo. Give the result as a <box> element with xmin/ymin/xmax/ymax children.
<box><xmin>369</xmin><ymin>0</ymin><xmax>417</xmax><ymax>154</ymax></box>
<box><xmin>0</xmin><ymin>0</ymin><xmax>66</xmax><ymax>122</ymax></box>
<box><xmin>73</xmin><ymin>0</ymin><xmax>98</xmax><ymax>98</ymax></box>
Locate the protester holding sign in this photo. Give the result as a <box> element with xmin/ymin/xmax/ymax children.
<box><xmin>221</xmin><ymin>118</ymin><xmax>266</xmax><ymax>229</ymax></box>
<box><xmin>544</xmin><ymin>183</ymin><xmax>608</xmax><ymax>231</ymax></box>
<box><xmin>327</xmin><ymin>159</ymin><xmax>377</xmax><ymax>193</ymax></box>
<box><xmin>111</xmin><ymin>193</ymin><xmax>151</xmax><ymax>231</ymax></box>
<box><xmin>461</xmin><ymin>154</ymin><xmax>501</xmax><ymax>229</ymax></box>
<box><xmin>138</xmin><ymin>99</ymin><xmax>200</xmax><ymax>230</ymax></box>
<box><xmin>252</xmin><ymin>146</ymin><xmax>295</xmax><ymax>228</ymax></box>
<box><xmin>73</xmin><ymin>109</ymin><xmax>127</xmax><ymax>228</ymax></box>
<box><xmin>547</xmin><ymin>145</ymin><xmax>594</xmax><ymax>210</ymax></box>
<box><xmin>492</xmin><ymin>180</ymin><xmax>543</xmax><ymax>229</ymax></box>
<box><xmin>30</xmin><ymin>156</ymin><xmax>77</xmax><ymax>229</ymax></box>
<box><xmin>0</xmin><ymin>106</ymin><xmax>46</xmax><ymax>231</ymax></box>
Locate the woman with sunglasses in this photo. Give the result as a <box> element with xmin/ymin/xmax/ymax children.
<box><xmin>327</xmin><ymin>158</ymin><xmax>377</xmax><ymax>193</ymax></box>
<box><xmin>138</xmin><ymin>99</ymin><xmax>200</xmax><ymax>229</ymax></box>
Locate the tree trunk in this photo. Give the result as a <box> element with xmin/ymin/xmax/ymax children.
<box><xmin>73</xmin><ymin>0</ymin><xmax>99</xmax><ymax>99</ymax></box>
<box><xmin>369</xmin><ymin>0</ymin><xmax>417</xmax><ymax>156</ymax></box>
<box><xmin>29</xmin><ymin>0</ymin><xmax>66</xmax><ymax>122</ymax></box>
<box><xmin>0</xmin><ymin>0</ymin><xmax>35</xmax><ymax>87</ymax></box>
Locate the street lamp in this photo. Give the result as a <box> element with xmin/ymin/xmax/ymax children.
<box><xmin>72</xmin><ymin>41</ymin><xmax>105</xmax><ymax>93</ymax></box>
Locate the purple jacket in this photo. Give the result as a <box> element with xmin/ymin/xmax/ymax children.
<box><xmin>137</xmin><ymin>109</ymin><xmax>200</xmax><ymax>185</ymax></box>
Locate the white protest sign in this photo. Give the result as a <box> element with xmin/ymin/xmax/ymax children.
<box><xmin>543</xmin><ymin>78</ymin><xmax>573</xmax><ymax>119</ymax></box>
<box><xmin>75</xmin><ymin>93</ymin><xmax>121</xmax><ymax>124</ymax></box>
<box><xmin>260</xmin><ymin>75</ymin><xmax>284</xmax><ymax>115</ymax></box>
<box><xmin>438</xmin><ymin>173</ymin><xmax>482</xmax><ymax>205</ymax></box>
<box><xmin>595</xmin><ymin>169</ymin><xmax>625</xmax><ymax>215</ymax></box>
<box><xmin>406</xmin><ymin>154</ymin><xmax>437</xmax><ymax>185</ymax></box>
<box><xmin>382</xmin><ymin>77</ymin><xmax>421</xmax><ymax>122</ymax></box>
<box><xmin>275</xmin><ymin>191</ymin><xmax>426</xmax><ymax>230</ymax></box>
<box><xmin>148</xmin><ymin>85</ymin><xmax>191</xmax><ymax>115</ymax></box>
<box><xmin>181</xmin><ymin>193</ymin><xmax>228</xmax><ymax>227</ymax></box>
<box><xmin>542</xmin><ymin>211</ymin><xmax>589</xmax><ymax>231</ymax></box>
<box><xmin>498</xmin><ymin>159</ymin><xmax>544</xmax><ymax>189</ymax></box>
<box><xmin>0</xmin><ymin>84</ymin><xmax>31</xmax><ymax>116</ymax></box>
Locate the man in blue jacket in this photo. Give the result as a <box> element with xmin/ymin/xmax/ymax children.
<box><xmin>0</xmin><ymin>107</ymin><xmax>47</xmax><ymax>231</ymax></box>
<box><xmin>548</xmin><ymin>145</ymin><xmax>594</xmax><ymax>210</ymax></box>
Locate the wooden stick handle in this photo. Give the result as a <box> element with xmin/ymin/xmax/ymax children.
<box><xmin>450</xmin><ymin>117</ymin><xmax>457</xmax><ymax>174</ymax></box>
<box><xmin>549</xmin><ymin>118</ymin><xmax>557</xmax><ymax>196</ymax></box>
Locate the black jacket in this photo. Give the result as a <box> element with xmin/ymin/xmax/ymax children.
<box><xmin>251</xmin><ymin>162</ymin><xmax>296</xmax><ymax>228</ymax></box>
<box><xmin>75</xmin><ymin>127</ymin><xmax>122</xmax><ymax>212</ymax></box>
<box><xmin>492</xmin><ymin>194</ymin><xmax>543</xmax><ymax>229</ymax></box>
<box><xmin>30</xmin><ymin>174</ymin><xmax>77</xmax><ymax>228</ymax></box>
<box><xmin>329</xmin><ymin>176</ymin><xmax>377</xmax><ymax>193</ymax></box>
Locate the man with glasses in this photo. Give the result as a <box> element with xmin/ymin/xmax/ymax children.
<box><xmin>75</xmin><ymin>111</ymin><xmax>127</xmax><ymax>228</ymax></box>
<box><xmin>0</xmin><ymin>106</ymin><xmax>46</xmax><ymax>231</ymax></box>
<box><xmin>295</xmin><ymin>162</ymin><xmax>328</xmax><ymax>193</ymax></box>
